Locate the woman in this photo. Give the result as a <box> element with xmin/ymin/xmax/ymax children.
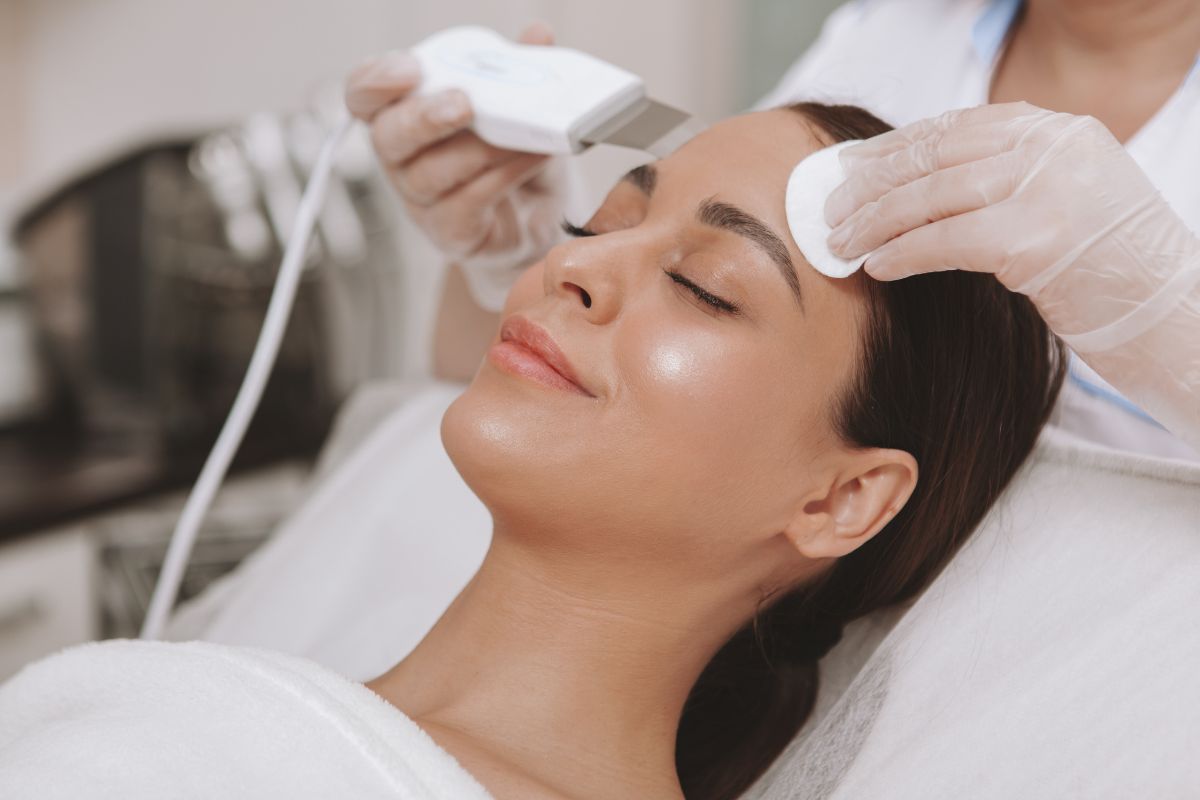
<box><xmin>350</xmin><ymin>0</ymin><xmax>1200</xmax><ymax>455</ymax></box>
<box><xmin>0</xmin><ymin>104</ymin><xmax>1065</xmax><ymax>799</ymax></box>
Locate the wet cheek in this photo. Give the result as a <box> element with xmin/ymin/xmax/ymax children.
<box><xmin>626</xmin><ymin>328</ymin><xmax>756</xmax><ymax>411</ymax></box>
<box><xmin>618</xmin><ymin>326</ymin><xmax>801</xmax><ymax>511</ymax></box>
<box><xmin>646</xmin><ymin>341</ymin><xmax>701</xmax><ymax>390</ymax></box>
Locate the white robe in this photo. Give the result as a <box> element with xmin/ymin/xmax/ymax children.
<box><xmin>0</xmin><ymin>639</ymin><xmax>491</xmax><ymax>800</ymax></box>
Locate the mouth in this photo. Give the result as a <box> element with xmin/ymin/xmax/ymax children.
<box><xmin>488</xmin><ymin>315</ymin><xmax>595</xmax><ymax>397</ymax></box>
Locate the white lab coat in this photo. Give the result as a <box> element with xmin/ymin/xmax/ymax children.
<box><xmin>758</xmin><ymin>0</ymin><xmax>1200</xmax><ymax>460</ymax></box>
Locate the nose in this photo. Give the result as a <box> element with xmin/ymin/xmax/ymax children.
<box><xmin>540</xmin><ymin>235</ymin><xmax>624</xmax><ymax>323</ymax></box>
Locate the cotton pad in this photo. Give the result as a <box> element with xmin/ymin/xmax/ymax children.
<box><xmin>785</xmin><ymin>140</ymin><xmax>868</xmax><ymax>279</ymax></box>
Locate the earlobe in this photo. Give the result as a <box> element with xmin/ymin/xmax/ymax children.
<box><xmin>784</xmin><ymin>449</ymin><xmax>917</xmax><ymax>560</ymax></box>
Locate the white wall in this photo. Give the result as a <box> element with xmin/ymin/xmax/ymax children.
<box><xmin>2</xmin><ymin>0</ymin><xmax>751</xmax><ymax>379</ymax></box>
<box><xmin>11</xmin><ymin>0</ymin><xmax>744</xmax><ymax>195</ymax></box>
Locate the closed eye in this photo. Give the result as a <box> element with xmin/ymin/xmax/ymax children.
<box><xmin>561</xmin><ymin>219</ymin><xmax>598</xmax><ymax>238</ymax></box>
<box><xmin>561</xmin><ymin>218</ymin><xmax>740</xmax><ymax>317</ymax></box>
<box><xmin>666</xmin><ymin>271</ymin><xmax>740</xmax><ymax>316</ymax></box>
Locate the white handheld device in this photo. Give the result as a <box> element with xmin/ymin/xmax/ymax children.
<box><xmin>412</xmin><ymin>26</ymin><xmax>697</xmax><ymax>156</ymax></box>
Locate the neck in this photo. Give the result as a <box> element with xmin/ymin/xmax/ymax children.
<box><xmin>368</xmin><ymin>525</ymin><xmax>770</xmax><ymax>799</ymax></box>
<box><xmin>1021</xmin><ymin>0</ymin><xmax>1200</xmax><ymax>67</ymax></box>
<box><xmin>992</xmin><ymin>0</ymin><xmax>1200</xmax><ymax>140</ymax></box>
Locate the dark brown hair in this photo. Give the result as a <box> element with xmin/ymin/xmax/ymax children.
<box><xmin>674</xmin><ymin>103</ymin><xmax>1068</xmax><ymax>799</ymax></box>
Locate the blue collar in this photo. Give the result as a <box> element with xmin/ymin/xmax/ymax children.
<box><xmin>971</xmin><ymin>0</ymin><xmax>1023</xmax><ymax>67</ymax></box>
<box><xmin>972</xmin><ymin>0</ymin><xmax>1200</xmax><ymax>78</ymax></box>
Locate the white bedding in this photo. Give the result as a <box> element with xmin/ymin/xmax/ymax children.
<box><xmin>169</xmin><ymin>381</ymin><xmax>1200</xmax><ymax>797</ymax></box>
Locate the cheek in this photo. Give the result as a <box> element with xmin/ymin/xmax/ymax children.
<box><xmin>612</xmin><ymin>319</ymin><xmax>823</xmax><ymax>513</ymax></box>
<box><xmin>625</xmin><ymin>327</ymin><xmax>730</xmax><ymax>405</ymax></box>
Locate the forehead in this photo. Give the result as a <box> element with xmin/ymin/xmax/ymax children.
<box><xmin>651</xmin><ymin>110</ymin><xmax>859</xmax><ymax>306</ymax></box>
<box><xmin>657</xmin><ymin>110</ymin><xmax>828</xmax><ymax>210</ymax></box>
<box><xmin>653</xmin><ymin>111</ymin><xmax>826</xmax><ymax>264</ymax></box>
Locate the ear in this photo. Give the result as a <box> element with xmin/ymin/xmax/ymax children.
<box><xmin>783</xmin><ymin>448</ymin><xmax>918</xmax><ymax>560</ymax></box>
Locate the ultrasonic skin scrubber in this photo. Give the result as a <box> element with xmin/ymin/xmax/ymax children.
<box><xmin>141</xmin><ymin>27</ymin><xmax>701</xmax><ymax>640</ymax></box>
<box><xmin>414</xmin><ymin>26</ymin><xmax>699</xmax><ymax>157</ymax></box>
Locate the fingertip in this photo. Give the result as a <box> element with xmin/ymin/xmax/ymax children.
<box><xmin>425</xmin><ymin>88</ymin><xmax>473</xmax><ymax>127</ymax></box>
<box><xmin>837</xmin><ymin>141</ymin><xmax>867</xmax><ymax>163</ymax></box>
<box><xmin>825</xmin><ymin>226</ymin><xmax>854</xmax><ymax>259</ymax></box>
<box><xmin>862</xmin><ymin>257</ymin><xmax>901</xmax><ymax>282</ymax></box>
<box><xmin>518</xmin><ymin>20</ymin><xmax>555</xmax><ymax>45</ymax></box>
<box><xmin>368</xmin><ymin>50</ymin><xmax>421</xmax><ymax>85</ymax></box>
<box><xmin>823</xmin><ymin>187</ymin><xmax>852</xmax><ymax>229</ymax></box>
<box><xmin>345</xmin><ymin>50</ymin><xmax>422</xmax><ymax>119</ymax></box>
<box><xmin>513</xmin><ymin>152</ymin><xmax>553</xmax><ymax>183</ymax></box>
<box><xmin>837</xmin><ymin>140</ymin><xmax>880</xmax><ymax>169</ymax></box>
<box><xmin>827</xmin><ymin>217</ymin><xmax>876</xmax><ymax>260</ymax></box>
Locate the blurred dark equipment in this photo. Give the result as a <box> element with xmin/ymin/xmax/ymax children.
<box><xmin>18</xmin><ymin>140</ymin><xmax>334</xmax><ymax>457</ymax></box>
<box><xmin>3</xmin><ymin>106</ymin><xmax>401</xmax><ymax>539</ymax></box>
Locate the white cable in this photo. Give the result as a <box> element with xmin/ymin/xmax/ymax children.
<box><xmin>140</xmin><ymin>118</ymin><xmax>355</xmax><ymax>641</ymax></box>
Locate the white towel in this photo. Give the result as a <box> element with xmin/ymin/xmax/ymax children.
<box><xmin>0</xmin><ymin>640</ymin><xmax>491</xmax><ymax>800</ymax></box>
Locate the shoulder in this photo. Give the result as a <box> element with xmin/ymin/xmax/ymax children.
<box><xmin>0</xmin><ymin>639</ymin><xmax>228</xmax><ymax>718</ymax></box>
<box><xmin>0</xmin><ymin>640</ymin><xmax>491</xmax><ymax>799</ymax></box>
<box><xmin>763</xmin><ymin>0</ymin><xmax>994</xmax><ymax>120</ymax></box>
<box><xmin>0</xmin><ymin>638</ymin><xmax>321</xmax><ymax>719</ymax></box>
<box><xmin>814</xmin><ymin>0</ymin><xmax>990</xmax><ymax>67</ymax></box>
<box><xmin>0</xmin><ymin>640</ymin><xmax>319</xmax><ymax>762</ymax></box>
<box><xmin>0</xmin><ymin>641</ymin><xmax>263</xmax><ymax>795</ymax></box>
<box><xmin>816</xmin><ymin>0</ymin><xmax>988</xmax><ymax>36</ymax></box>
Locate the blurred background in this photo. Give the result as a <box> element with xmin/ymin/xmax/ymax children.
<box><xmin>0</xmin><ymin>0</ymin><xmax>842</xmax><ymax>679</ymax></box>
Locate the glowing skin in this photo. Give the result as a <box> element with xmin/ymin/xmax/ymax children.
<box><xmin>369</xmin><ymin>111</ymin><xmax>918</xmax><ymax>800</ymax></box>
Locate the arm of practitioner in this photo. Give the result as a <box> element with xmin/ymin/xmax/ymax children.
<box><xmin>344</xmin><ymin>24</ymin><xmax>566</xmax><ymax>380</ymax></box>
<box><xmin>825</xmin><ymin>102</ymin><xmax>1200</xmax><ymax>450</ymax></box>
<box><xmin>432</xmin><ymin>264</ymin><xmax>502</xmax><ymax>382</ymax></box>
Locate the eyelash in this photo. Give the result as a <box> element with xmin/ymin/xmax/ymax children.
<box><xmin>559</xmin><ymin>218</ymin><xmax>740</xmax><ymax>316</ymax></box>
<box><xmin>560</xmin><ymin>219</ymin><xmax>596</xmax><ymax>238</ymax></box>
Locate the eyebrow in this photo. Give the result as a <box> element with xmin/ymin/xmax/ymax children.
<box><xmin>621</xmin><ymin>163</ymin><xmax>657</xmax><ymax>195</ymax></box>
<box><xmin>697</xmin><ymin>199</ymin><xmax>804</xmax><ymax>309</ymax></box>
<box><xmin>620</xmin><ymin>163</ymin><xmax>804</xmax><ymax>309</ymax></box>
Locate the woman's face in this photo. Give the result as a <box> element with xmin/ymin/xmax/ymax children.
<box><xmin>443</xmin><ymin>110</ymin><xmax>875</xmax><ymax>581</ymax></box>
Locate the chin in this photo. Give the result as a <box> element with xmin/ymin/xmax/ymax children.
<box><xmin>440</xmin><ymin>373</ymin><xmax>595</xmax><ymax>529</ymax></box>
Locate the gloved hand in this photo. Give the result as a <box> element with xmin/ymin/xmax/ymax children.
<box><xmin>824</xmin><ymin>102</ymin><xmax>1200</xmax><ymax>450</ymax></box>
<box><xmin>345</xmin><ymin>23</ymin><xmax>567</xmax><ymax>311</ymax></box>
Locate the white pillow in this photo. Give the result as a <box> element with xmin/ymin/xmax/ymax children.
<box><xmin>751</xmin><ymin>426</ymin><xmax>1200</xmax><ymax>799</ymax></box>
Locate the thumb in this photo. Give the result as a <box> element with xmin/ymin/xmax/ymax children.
<box><xmin>518</xmin><ymin>21</ymin><xmax>555</xmax><ymax>46</ymax></box>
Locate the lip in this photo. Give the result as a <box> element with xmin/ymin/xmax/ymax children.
<box><xmin>489</xmin><ymin>315</ymin><xmax>595</xmax><ymax>397</ymax></box>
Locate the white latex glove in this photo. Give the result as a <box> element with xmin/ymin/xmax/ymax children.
<box><xmin>345</xmin><ymin>23</ymin><xmax>566</xmax><ymax>311</ymax></box>
<box><xmin>824</xmin><ymin>102</ymin><xmax>1200</xmax><ymax>450</ymax></box>
<box><xmin>825</xmin><ymin>102</ymin><xmax>1200</xmax><ymax>450</ymax></box>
